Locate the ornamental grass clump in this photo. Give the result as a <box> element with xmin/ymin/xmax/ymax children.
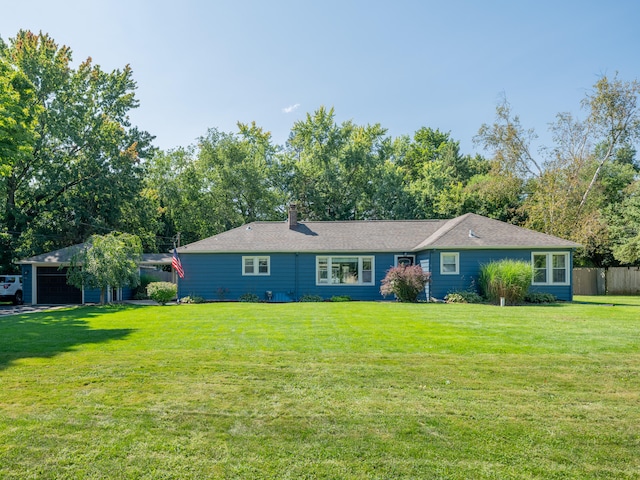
<box><xmin>479</xmin><ymin>260</ymin><xmax>532</xmax><ymax>305</ymax></box>
<box><xmin>380</xmin><ymin>265</ymin><xmax>431</xmax><ymax>303</ymax></box>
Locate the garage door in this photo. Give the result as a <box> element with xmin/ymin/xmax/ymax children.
<box><xmin>36</xmin><ymin>267</ymin><xmax>82</xmax><ymax>304</ymax></box>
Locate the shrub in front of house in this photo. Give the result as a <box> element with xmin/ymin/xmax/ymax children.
<box><xmin>331</xmin><ymin>295</ymin><xmax>351</xmax><ymax>302</ymax></box>
<box><xmin>380</xmin><ymin>265</ymin><xmax>431</xmax><ymax>303</ymax></box>
<box><xmin>146</xmin><ymin>282</ymin><xmax>177</xmax><ymax>305</ymax></box>
<box><xmin>444</xmin><ymin>291</ymin><xmax>484</xmax><ymax>304</ymax></box>
<box><xmin>479</xmin><ymin>260</ymin><xmax>531</xmax><ymax>305</ymax></box>
<box><xmin>299</xmin><ymin>294</ymin><xmax>324</xmax><ymax>302</ymax></box>
<box><xmin>132</xmin><ymin>273</ymin><xmax>155</xmax><ymax>299</ymax></box>
<box><xmin>239</xmin><ymin>293</ymin><xmax>261</xmax><ymax>303</ymax></box>
<box><xmin>524</xmin><ymin>292</ymin><xmax>557</xmax><ymax>304</ymax></box>
<box><xmin>180</xmin><ymin>295</ymin><xmax>206</xmax><ymax>304</ymax></box>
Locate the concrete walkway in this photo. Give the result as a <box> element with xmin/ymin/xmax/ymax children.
<box><xmin>0</xmin><ymin>304</ymin><xmax>76</xmax><ymax>316</ymax></box>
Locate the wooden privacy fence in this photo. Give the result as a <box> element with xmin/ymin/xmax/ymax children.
<box><xmin>573</xmin><ymin>267</ymin><xmax>640</xmax><ymax>295</ymax></box>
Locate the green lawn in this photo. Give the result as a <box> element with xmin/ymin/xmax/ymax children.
<box><xmin>1</xmin><ymin>297</ymin><xmax>639</xmax><ymax>479</ymax></box>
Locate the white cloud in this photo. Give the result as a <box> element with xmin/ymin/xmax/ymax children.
<box><xmin>282</xmin><ymin>103</ymin><xmax>300</xmax><ymax>114</ymax></box>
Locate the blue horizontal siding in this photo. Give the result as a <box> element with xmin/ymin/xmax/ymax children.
<box><xmin>178</xmin><ymin>249</ymin><xmax>575</xmax><ymax>302</ymax></box>
<box><xmin>178</xmin><ymin>253</ymin><xmax>298</xmax><ymax>302</ymax></box>
<box><xmin>178</xmin><ymin>252</ymin><xmax>404</xmax><ymax>302</ymax></box>
<box><xmin>84</xmin><ymin>287</ymin><xmax>102</xmax><ymax>304</ymax></box>
<box><xmin>21</xmin><ymin>265</ymin><xmax>33</xmax><ymax>304</ymax></box>
<box><xmin>121</xmin><ymin>286</ymin><xmax>134</xmax><ymax>301</ymax></box>
<box><xmin>428</xmin><ymin>249</ymin><xmax>574</xmax><ymax>301</ymax></box>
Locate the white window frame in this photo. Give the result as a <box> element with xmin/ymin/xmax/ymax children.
<box><xmin>242</xmin><ymin>256</ymin><xmax>270</xmax><ymax>276</ymax></box>
<box><xmin>440</xmin><ymin>252</ymin><xmax>459</xmax><ymax>275</ymax></box>
<box><xmin>316</xmin><ymin>256</ymin><xmax>375</xmax><ymax>286</ymax></box>
<box><xmin>531</xmin><ymin>252</ymin><xmax>570</xmax><ymax>286</ymax></box>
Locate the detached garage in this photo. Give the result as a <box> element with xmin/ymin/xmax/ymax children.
<box><xmin>18</xmin><ymin>245</ymin><xmax>173</xmax><ymax>305</ymax></box>
<box><xmin>36</xmin><ymin>267</ymin><xmax>82</xmax><ymax>304</ymax></box>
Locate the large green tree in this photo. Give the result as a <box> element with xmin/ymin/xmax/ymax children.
<box><xmin>147</xmin><ymin>123</ymin><xmax>283</xmax><ymax>246</ymax></box>
<box><xmin>0</xmin><ymin>51</ymin><xmax>42</xmax><ymax>268</ymax></box>
<box><xmin>401</xmin><ymin>127</ymin><xmax>490</xmax><ymax>219</ymax></box>
<box><xmin>283</xmin><ymin>106</ymin><xmax>394</xmax><ymax>220</ymax></box>
<box><xmin>67</xmin><ymin>232</ymin><xmax>142</xmax><ymax>304</ymax></box>
<box><xmin>0</xmin><ymin>30</ymin><xmax>155</xmax><ymax>270</ymax></box>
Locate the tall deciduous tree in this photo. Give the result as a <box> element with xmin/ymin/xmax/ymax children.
<box><xmin>475</xmin><ymin>75</ymin><xmax>640</xmax><ymax>265</ymax></box>
<box><xmin>284</xmin><ymin>106</ymin><xmax>390</xmax><ymax>220</ymax></box>
<box><xmin>146</xmin><ymin>123</ymin><xmax>284</xmax><ymax>246</ymax></box>
<box><xmin>67</xmin><ymin>232</ymin><xmax>142</xmax><ymax>304</ymax></box>
<box><xmin>0</xmin><ymin>51</ymin><xmax>42</xmax><ymax>269</ymax></box>
<box><xmin>0</xmin><ymin>30</ymin><xmax>155</xmax><ymax>269</ymax></box>
<box><xmin>402</xmin><ymin>127</ymin><xmax>490</xmax><ymax>219</ymax></box>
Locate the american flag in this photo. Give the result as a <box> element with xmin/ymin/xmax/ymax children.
<box><xmin>172</xmin><ymin>248</ymin><xmax>185</xmax><ymax>279</ymax></box>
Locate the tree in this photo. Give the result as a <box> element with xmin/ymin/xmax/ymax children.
<box><xmin>402</xmin><ymin>128</ymin><xmax>490</xmax><ymax>219</ymax></box>
<box><xmin>0</xmin><ymin>31</ymin><xmax>155</xmax><ymax>269</ymax></box>
<box><xmin>474</xmin><ymin>75</ymin><xmax>640</xmax><ymax>266</ymax></box>
<box><xmin>67</xmin><ymin>232</ymin><xmax>142</xmax><ymax>304</ymax></box>
<box><xmin>283</xmin><ymin>106</ymin><xmax>389</xmax><ymax>220</ymax></box>
<box><xmin>0</xmin><ymin>53</ymin><xmax>42</xmax><ymax>270</ymax></box>
<box><xmin>607</xmin><ymin>180</ymin><xmax>640</xmax><ymax>265</ymax></box>
<box><xmin>146</xmin><ymin>123</ymin><xmax>284</xmax><ymax>247</ymax></box>
<box><xmin>579</xmin><ymin>75</ymin><xmax>640</xmax><ymax>209</ymax></box>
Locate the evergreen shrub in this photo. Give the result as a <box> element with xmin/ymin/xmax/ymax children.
<box><xmin>146</xmin><ymin>282</ymin><xmax>177</xmax><ymax>305</ymax></box>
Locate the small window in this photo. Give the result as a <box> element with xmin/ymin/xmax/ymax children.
<box><xmin>440</xmin><ymin>252</ymin><xmax>459</xmax><ymax>275</ymax></box>
<box><xmin>531</xmin><ymin>252</ymin><xmax>569</xmax><ymax>285</ymax></box>
<box><xmin>242</xmin><ymin>256</ymin><xmax>270</xmax><ymax>276</ymax></box>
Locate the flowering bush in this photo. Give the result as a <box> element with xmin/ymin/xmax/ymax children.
<box><xmin>380</xmin><ymin>265</ymin><xmax>431</xmax><ymax>303</ymax></box>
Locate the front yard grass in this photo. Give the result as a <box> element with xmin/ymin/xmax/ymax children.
<box><xmin>0</xmin><ymin>297</ymin><xmax>638</xmax><ymax>479</ymax></box>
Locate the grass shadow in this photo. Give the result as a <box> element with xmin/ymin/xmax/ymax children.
<box><xmin>0</xmin><ymin>306</ymin><xmax>135</xmax><ymax>370</ymax></box>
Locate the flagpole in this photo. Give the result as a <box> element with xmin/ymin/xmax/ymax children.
<box><xmin>173</xmin><ymin>238</ymin><xmax>180</xmax><ymax>302</ymax></box>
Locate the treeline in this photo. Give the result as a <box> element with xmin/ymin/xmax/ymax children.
<box><xmin>1</xmin><ymin>30</ymin><xmax>639</xmax><ymax>272</ymax></box>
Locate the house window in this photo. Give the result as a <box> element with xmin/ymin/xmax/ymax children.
<box><xmin>531</xmin><ymin>252</ymin><xmax>569</xmax><ymax>285</ymax></box>
<box><xmin>316</xmin><ymin>256</ymin><xmax>375</xmax><ymax>285</ymax></box>
<box><xmin>440</xmin><ymin>252</ymin><xmax>459</xmax><ymax>275</ymax></box>
<box><xmin>242</xmin><ymin>256</ymin><xmax>270</xmax><ymax>276</ymax></box>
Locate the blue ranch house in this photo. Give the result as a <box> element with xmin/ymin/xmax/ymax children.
<box><xmin>175</xmin><ymin>205</ymin><xmax>580</xmax><ymax>302</ymax></box>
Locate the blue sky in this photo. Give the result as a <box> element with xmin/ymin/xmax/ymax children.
<box><xmin>2</xmin><ymin>0</ymin><xmax>639</xmax><ymax>155</ymax></box>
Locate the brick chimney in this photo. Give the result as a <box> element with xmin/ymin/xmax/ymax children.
<box><xmin>288</xmin><ymin>203</ymin><xmax>298</xmax><ymax>229</ymax></box>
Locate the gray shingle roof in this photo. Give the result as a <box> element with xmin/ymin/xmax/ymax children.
<box><xmin>177</xmin><ymin>213</ymin><xmax>580</xmax><ymax>254</ymax></box>
<box><xmin>413</xmin><ymin>213</ymin><xmax>581</xmax><ymax>249</ymax></box>
<box><xmin>18</xmin><ymin>244</ymin><xmax>172</xmax><ymax>265</ymax></box>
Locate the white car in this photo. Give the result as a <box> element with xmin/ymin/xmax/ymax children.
<box><xmin>0</xmin><ymin>275</ymin><xmax>23</xmax><ymax>305</ymax></box>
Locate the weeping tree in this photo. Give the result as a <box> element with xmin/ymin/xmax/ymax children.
<box><xmin>66</xmin><ymin>232</ymin><xmax>142</xmax><ymax>304</ymax></box>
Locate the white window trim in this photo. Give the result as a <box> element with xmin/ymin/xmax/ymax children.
<box><xmin>242</xmin><ymin>256</ymin><xmax>270</xmax><ymax>276</ymax></box>
<box><xmin>440</xmin><ymin>252</ymin><xmax>460</xmax><ymax>275</ymax></box>
<box><xmin>531</xmin><ymin>252</ymin><xmax>570</xmax><ymax>286</ymax></box>
<box><xmin>316</xmin><ymin>256</ymin><xmax>375</xmax><ymax>286</ymax></box>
